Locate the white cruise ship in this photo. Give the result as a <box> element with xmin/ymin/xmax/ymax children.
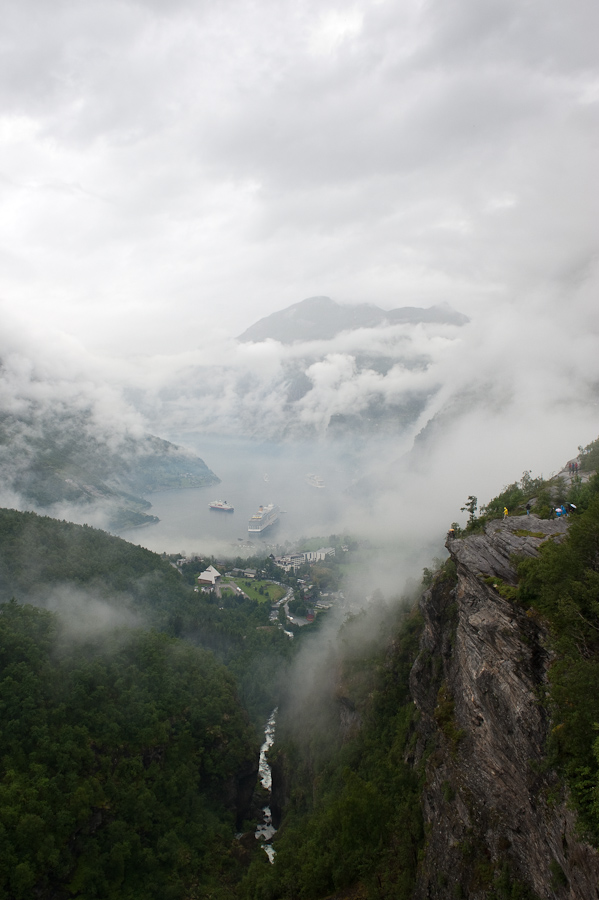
<box><xmin>248</xmin><ymin>503</ymin><xmax>280</xmax><ymax>534</ymax></box>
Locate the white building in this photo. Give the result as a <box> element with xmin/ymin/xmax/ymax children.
<box><xmin>197</xmin><ymin>565</ymin><xmax>221</xmax><ymax>586</ymax></box>
<box><xmin>303</xmin><ymin>547</ymin><xmax>335</xmax><ymax>562</ymax></box>
<box><xmin>274</xmin><ymin>547</ymin><xmax>335</xmax><ymax>572</ymax></box>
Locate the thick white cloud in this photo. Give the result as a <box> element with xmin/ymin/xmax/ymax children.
<box><xmin>0</xmin><ymin>0</ymin><xmax>596</xmax><ymax>357</ymax></box>
<box><xmin>1</xmin><ymin>0</ymin><xmax>598</xmax><ymax>564</ymax></box>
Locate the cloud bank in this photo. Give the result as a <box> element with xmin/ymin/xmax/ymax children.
<box><xmin>0</xmin><ymin>0</ymin><xmax>597</xmax><ymax>358</ymax></box>
<box><xmin>1</xmin><ymin>0</ymin><xmax>598</xmax><ymax>569</ymax></box>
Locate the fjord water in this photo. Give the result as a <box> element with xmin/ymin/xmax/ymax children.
<box><xmin>118</xmin><ymin>435</ymin><xmax>353</xmax><ymax>554</ymax></box>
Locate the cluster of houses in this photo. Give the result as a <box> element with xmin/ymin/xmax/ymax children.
<box><xmin>186</xmin><ymin>547</ymin><xmax>337</xmax><ymax>597</ymax></box>
<box><xmin>192</xmin><ymin>554</ymin><xmax>345</xmax><ymax>628</ymax></box>
<box><xmin>272</xmin><ymin>546</ymin><xmax>335</xmax><ymax>573</ymax></box>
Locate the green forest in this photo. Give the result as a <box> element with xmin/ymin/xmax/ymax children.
<box><xmin>0</xmin><ymin>508</ymin><xmax>302</xmax><ymax>898</ymax></box>
<box><xmin>0</xmin><ymin>605</ymin><xmax>255</xmax><ymax>899</ymax></box>
<box><xmin>0</xmin><ymin>508</ymin><xmax>300</xmax><ymax>727</ymax></box>
<box><xmin>517</xmin><ymin>475</ymin><xmax>599</xmax><ymax>844</ymax></box>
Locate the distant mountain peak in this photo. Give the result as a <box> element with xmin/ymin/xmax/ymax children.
<box><xmin>237</xmin><ymin>296</ymin><xmax>469</xmax><ymax>344</ymax></box>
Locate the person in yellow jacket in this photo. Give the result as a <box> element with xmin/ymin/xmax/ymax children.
<box><xmin>504</xmin><ymin>507</ymin><xmax>508</xmax><ymax>518</ymax></box>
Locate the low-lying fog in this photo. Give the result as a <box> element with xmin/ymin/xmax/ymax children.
<box><xmin>118</xmin><ymin>411</ymin><xmax>597</xmax><ymax>601</ymax></box>
<box><xmin>2</xmin><ymin>297</ymin><xmax>599</xmax><ymax>605</ymax></box>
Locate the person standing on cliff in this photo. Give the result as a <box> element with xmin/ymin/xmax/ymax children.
<box><xmin>504</xmin><ymin>507</ymin><xmax>508</xmax><ymax>518</ymax></box>
<box><xmin>526</xmin><ymin>502</ymin><xmax>531</xmax><ymax>516</ymax></box>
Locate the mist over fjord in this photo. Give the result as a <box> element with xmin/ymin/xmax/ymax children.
<box><xmin>2</xmin><ymin>294</ymin><xmax>599</xmax><ymax>584</ymax></box>
<box><xmin>1</xmin><ymin>0</ymin><xmax>598</xmax><ymax>589</ymax></box>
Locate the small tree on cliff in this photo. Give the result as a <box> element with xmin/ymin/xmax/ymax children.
<box><xmin>461</xmin><ymin>495</ymin><xmax>478</xmax><ymax>526</ymax></box>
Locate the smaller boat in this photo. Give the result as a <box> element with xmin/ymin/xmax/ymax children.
<box><xmin>209</xmin><ymin>500</ymin><xmax>234</xmax><ymax>512</ymax></box>
<box><xmin>305</xmin><ymin>473</ymin><xmax>325</xmax><ymax>489</ymax></box>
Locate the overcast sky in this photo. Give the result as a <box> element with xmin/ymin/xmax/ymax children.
<box><xmin>1</xmin><ymin>0</ymin><xmax>598</xmax><ymax>358</ymax></box>
<box><xmin>2</xmin><ymin>0</ymin><xmax>599</xmax><ymax>566</ymax></box>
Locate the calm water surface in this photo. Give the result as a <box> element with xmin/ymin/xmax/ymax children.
<box><xmin>119</xmin><ymin>435</ymin><xmax>352</xmax><ymax>555</ymax></box>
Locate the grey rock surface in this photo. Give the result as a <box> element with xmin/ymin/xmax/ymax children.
<box><xmin>448</xmin><ymin>514</ymin><xmax>569</xmax><ymax>585</ymax></box>
<box><xmin>410</xmin><ymin>514</ymin><xmax>599</xmax><ymax>899</ymax></box>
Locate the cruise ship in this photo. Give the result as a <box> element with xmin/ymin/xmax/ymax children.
<box><xmin>209</xmin><ymin>500</ymin><xmax>234</xmax><ymax>512</ymax></box>
<box><xmin>248</xmin><ymin>503</ymin><xmax>280</xmax><ymax>534</ymax></box>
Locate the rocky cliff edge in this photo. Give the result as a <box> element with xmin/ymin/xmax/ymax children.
<box><xmin>410</xmin><ymin>514</ymin><xmax>599</xmax><ymax>899</ymax></box>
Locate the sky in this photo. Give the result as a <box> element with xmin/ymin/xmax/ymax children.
<box><xmin>1</xmin><ymin>0</ymin><xmax>599</xmax><ymax>561</ymax></box>
<box><xmin>1</xmin><ymin>0</ymin><xmax>598</xmax><ymax>359</ymax></box>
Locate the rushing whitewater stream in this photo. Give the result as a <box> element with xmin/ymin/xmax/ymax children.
<box><xmin>255</xmin><ymin>708</ymin><xmax>277</xmax><ymax>863</ymax></box>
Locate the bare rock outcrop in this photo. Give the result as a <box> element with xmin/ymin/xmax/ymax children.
<box><xmin>410</xmin><ymin>515</ymin><xmax>599</xmax><ymax>899</ymax></box>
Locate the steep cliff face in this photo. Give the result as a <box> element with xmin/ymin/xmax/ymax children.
<box><xmin>410</xmin><ymin>515</ymin><xmax>599</xmax><ymax>899</ymax></box>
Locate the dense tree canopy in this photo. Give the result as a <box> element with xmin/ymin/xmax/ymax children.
<box><xmin>0</xmin><ymin>507</ymin><xmax>311</xmax><ymax>897</ymax></box>
<box><xmin>518</xmin><ymin>477</ymin><xmax>599</xmax><ymax>841</ymax></box>
<box><xmin>0</xmin><ymin>601</ymin><xmax>257</xmax><ymax>899</ymax></box>
<box><xmin>0</xmin><ymin>508</ymin><xmax>298</xmax><ymax>726</ymax></box>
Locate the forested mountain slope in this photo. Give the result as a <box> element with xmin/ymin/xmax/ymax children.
<box><xmin>0</xmin><ymin>349</ymin><xmax>219</xmax><ymax>529</ymax></box>
<box><xmin>0</xmin><ymin>508</ymin><xmax>192</xmax><ymax>623</ymax></box>
<box><xmin>0</xmin><ymin>507</ymin><xmax>297</xmax><ymax>724</ymax></box>
<box><xmin>0</xmin><ymin>405</ymin><xmax>219</xmax><ymax>530</ymax></box>
<box><xmin>0</xmin><ymin>604</ymin><xmax>257</xmax><ymax>900</ymax></box>
<box><xmin>0</xmin><ymin>507</ymin><xmax>300</xmax><ymax>898</ymax></box>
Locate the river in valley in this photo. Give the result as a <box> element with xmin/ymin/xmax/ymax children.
<box><xmin>255</xmin><ymin>708</ymin><xmax>278</xmax><ymax>863</ymax></box>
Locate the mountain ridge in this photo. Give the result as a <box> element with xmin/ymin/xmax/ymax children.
<box><xmin>237</xmin><ymin>295</ymin><xmax>469</xmax><ymax>344</ymax></box>
<box><xmin>0</xmin><ymin>407</ymin><xmax>219</xmax><ymax>531</ymax></box>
